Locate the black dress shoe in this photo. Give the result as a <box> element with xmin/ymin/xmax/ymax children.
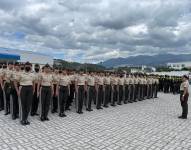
<box><xmin>96</xmin><ymin>107</ymin><xmax>103</xmax><ymax>110</ymax></box>
<box><xmin>117</xmin><ymin>103</ymin><xmax>122</xmax><ymax>105</ymax></box>
<box><xmin>103</xmin><ymin>105</ymin><xmax>109</xmax><ymax>108</ymax></box>
<box><xmin>65</xmin><ymin>108</ymin><xmax>71</xmax><ymax>111</ymax></box>
<box><xmin>178</xmin><ymin>116</ymin><xmax>187</xmax><ymax>119</ymax></box>
<box><xmin>25</xmin><ymin>120</ymin><xmax>30</xmax><ymax>125</ymax></box>
<box><xmin>45</xmin><ymin>117</ymin><xmax>49</xmax><ymax>121</ymax></box>
<box><xmin>4</xmin><ymin>112</ymin><xmax>10</xmax><ymax>115</ymax></box>
<box><xmin>86</xmin><ymin>108</ymin><xmax>93</xmax><ymax>111</ymax></box>
<box><xmin>12</xmin><ymin>116</ymin><xmax>17</xmax><ymax>120</ymax></box>
<box><xmin>40</xmin><ymin>117</ymin><xmax>45</xmax><ymax>121</ymax></box>
<box><xmin>20</xmin><ymin>121</ymin><xmax>26</xmax><ymax>126</ymax></box>
<box><xmin>59</xmin><ymin>113</ymin><xmax>67</xmax><ymax>117</ymax></box>
<box><xmin>0</xmin><ymin>108</ymin><xmax>4</xmax><ymax>111</ymax></box>
<box><xmin>77</xmin><ymin>111</ymin><xmax>83</xmax><ymax>114</ymax></box>
<box><xmin>111</xmin><ymin>104</ymin><xmax>116</xmax><ymax>107</ymax></box>
<box><xmin>124</xmin><ymin>102</ymin><xmax>128</xmax><ymax>104</ymax></box>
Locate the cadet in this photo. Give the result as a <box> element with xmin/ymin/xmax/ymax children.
<box><xmin>38</xmin><ymin>64</ymin><xmax>53</xmax><ymax>121</ymax></box>
<box><xmin>103</xmin><ymin>72</ymin><xmax>111</xmax><ymax>107</ymax></box>
<box><xmin>31</xmin><ymin>64</ymin><xmax>40</xmax><ymax>116</ymax></box>
<box><xmin>118</xmin><ymin>74</ymin><xmax>124</xmax><ymax>105</ymax></box>
<box><xmin>3</xmin><ymin>62</ymin><xmax>14</xmax><ymax>115</ymax></box>
<box><xmin>75</xmin><ymin>71</ymin><xmax>86</xmax><ymax>114</ymax></box>
<box><xmin>110</xmin><ymin>73</ymin><xmax>118</xmax><ymax>106</ymax></box>
<box><xmin>124</xmin><ymin>74</ymin><xmax>129</xmax><ymax>104</ymax></box>
<box><xmin>0</xmin><ymin>64</ymin><xmax>4</xmax><ymax>111</ymax></box>
<box><xmin>57</xmin><ymin>69</ymin><xmax>70</xmax><ymax>117</ymax></box>
<box><xmin>11</xmin><ymin>62</ymin><xmax>20</xmax><ymax>120</ymax></box>
<box><xmin>129</xmin><ymin>74</ymin><xmax>134</xmax><ymax>103</ymax></box>
<box><xmin>15</xmin><ymin>62</ymin><xmax>35</xmax><ymax>125</ymax></box>
<box><xmin>178</xmin><ymin>75</ymin><xmax>189</xmax><ymax>119</ymax></box>
<box><xmin>67</xmin><ymin>70</ymin><xmax>76</xmax><ymax>110</ymax></box>
<box><xmin>96</xmin><ymin>72</ymin><xmax>104</xmax><ymax>109</ymax></box>
<box><xmin>86</xmin><ymin>72</ymin><xmax>96</xmax><ymax>111</ymax></box>
<box><xmin>51</xmin><ymin>68</ymin><xmax>59</xmax><ymax>113</ymax></box>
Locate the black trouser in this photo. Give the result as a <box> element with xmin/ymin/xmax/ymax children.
<box><xmin>40</xmin><ymin>86</ymin><xmax>51</xmax><ymax>119</ymax></box>
<box><xmin>87</xmin><ymin>86</ymin><xmax>96</xmax><ymax>109</ymax></box>
<box><xmin>59</xmin><ymin>86</ymin><xmax>68</xmax><ymax>114</ymax></box>
<box><xmin>20</xmin><ymin>86</ymin><xmax>33</xmax><ymax>122</ymax></box>
<box><xmin>51</xmin><ymin>84</ymin><xmax>58</xmax><ymax>112</ymax></box>
<box><xmin>140</xmin><ymin>84</ymin><xmax>144</xmax><ymax>100</ymax></box>
<box><xmin>77</xmin><ymin>85</ymin><xmax>84</xmax><ymax>112</ymax></box>
<box><xmin>129</xmin><ymin>84</ymin><xmax>134</xmax><ymax>102</ymax></box>
<box><xmin>147</xmin><ymin>85</ymin><xmax>151</xmax><ymax>99</ymax></box>
<box><xmin>124</xmin><ymin>85</ymin><xmax>129</xmax><ymax>103</ymax></box>
<box><xmin>67</xmin><ymin>84</ymin><xmax>75</xmax><ymax>109</ymax></box>
<box><xmin>137</xmin><ymin>84</ymin><xmax>141</xmax><ymax>100</ymax></box>
<box><xmin>180</xmin><ymin>92</ymin><xmax>189</xmax><ymax>118</ymax></box>
<box><xmin>97</xmin><ymin>85</ymin><xmax>103</xmax><ymax>108</ymax></box>
<box><xmin>10</xmin><ymin>88</ymin><xmax>19</xmax><ymax>118</ymax></box>
<box><xmin>104</xmin><ymin>85</ymin><xmax>110</xmax><ymax>106</ymax></box>
<box><xmin>118</xmin><ymin>85</ymin><xmax>123</xmax><ymax>104</ymax></box>
<box><xmin>0</xmin><ymin>85</ymin><xmax>4</xmax><ymax>110</ymax></box>
<box><xmin>134</xmin><ymin>84</ymin><xmax>138</xmax><ymax>101</ymax></box>
<box><xmin>154</xmin><ymin>84</ymin><xmax>158</xmax><ymax>98</ymax></box>
<box><xmin>4</xmin><ymin>82</ymin><xmax>11</xmax><ymax>113</ymax></box>
<box><xmin>31</xmin><ymin>84</ymin><xmax>39</xmax><ymax>115</ymax></box>
<box><xmin>111</xmin><ymin>85</ymin><xmax>117</xmax><ymax>105</ymax></box>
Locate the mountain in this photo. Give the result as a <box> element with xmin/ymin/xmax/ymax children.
<box><xmin>99</xmin><ymin>54</ymin><xmax>191</xmax><ymax>68</ymax></box>
<box><xmin>54</xmin><ymin>59</ymin><xmax>106</xmax><ymax>71</ymax></box>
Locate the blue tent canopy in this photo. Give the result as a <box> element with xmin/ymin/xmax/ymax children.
<box><xmin>0</xmin><ymin>53</ymin><xmax>20</xmax><ymax>60</ymax></box>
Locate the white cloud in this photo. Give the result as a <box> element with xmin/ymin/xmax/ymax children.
<box><xmin>0</xmin><ymin>0</ymin><xmax>190</xmax><ymax>63</ymax></box>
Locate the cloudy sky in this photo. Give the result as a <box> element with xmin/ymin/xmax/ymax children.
<box><xmin>0</xmin><ymin>0</ymin><xmax>191</xmax><ymax>63</ymax></box>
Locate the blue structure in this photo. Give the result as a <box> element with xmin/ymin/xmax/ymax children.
<box><xmin>0</xmin><ymin>53</ymin><xmax>20</xmax><ymax>60</ymax></box>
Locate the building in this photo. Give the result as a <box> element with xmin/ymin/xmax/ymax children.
<box><xmin>167</xmin><ymin>61</ymin><xmax>191</xmax><ymax>70</ymax></box>
<box><xmin>0</xmin><ymin>48</ymin><xmax>54</xmax><ymax>69</ymax></box>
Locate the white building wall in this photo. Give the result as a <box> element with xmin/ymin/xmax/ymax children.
<box><xmin>0</xmin><ymin>49</ymin><xmax>53</xmax><ymax>68</ymax></box>
<box><xmin>167</xmin><ymin>62</ymin><xmax>191</xmax><ymax>70</ymax></box>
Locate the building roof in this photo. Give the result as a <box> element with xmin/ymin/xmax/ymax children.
<box><xmin>0</xmin><ymin>53</ymin><xmax>20</xmax><ymax>60</ymax></box>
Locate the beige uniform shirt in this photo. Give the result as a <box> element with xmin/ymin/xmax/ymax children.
<box><xmin>103</xmin><ymin>77</ymin><xmax>110</xmax><ymax>85</ymax></box>
<box><xmin>59</xmin><ymin>75</ymin><xmax>71</xmax><ymax>86</ymax></box>
<box><xmin>17</xmin><ymin>72</ymin><xmax>35</xmax><ymax>86</ymax></box>
<box><xmin>134</xmin><ymin>77</ymin><xmax>138</xmax><ymax>84</ymax></box>
<box><xmin>129</xmin><ymin>77</ymin><xmax>133</xmax><ymax>85</ymax></box>
<box><xmin>76</xmin><ymin>75</ymin><xmax>86</xmax><ymax>86</ymax></box>
<box><xmin>3</xmin><ymin>69</ymin><xmax>13</xmax><ymax>83</ymax></box>
<box><xmin>97</xmin><ymin>76</ymin><xmax>104</xmax><ymax>85</ymax></box>
<box><xmin>180</xmin><ymin>81</ymin><xmax>190</xmax><ymax>91</ymax></box>
<box><xmin>124</xmin><ymin>77</ymin><xmax>129</xmax><ymax>85</ymax></box>
<box><xmin>111</xmin><ymin>77</ymin><xmax>118</xmax><ymax>85</ymax></box>
<box><xmin>86</xmin><ymin>75</ymin><xmax>95</xmax><ymax>86</ymax></box>
<box><xmin>39</xmin><ymin>73</ymin><xmax>53</xmax><ymax>86</ymax></box>
<box><xmin>118</xmin><ymin>78</ymin><xmax>124</xmax><ymax>85</ymax></box>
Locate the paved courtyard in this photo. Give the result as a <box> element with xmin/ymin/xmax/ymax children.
<box><xmin>0</xmin><ymin>92</ymin><xmax>191</xmax><ymax>150</ymax></box>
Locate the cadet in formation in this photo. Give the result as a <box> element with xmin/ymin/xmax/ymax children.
<box><xmin>0</xmin><ymin>62</ymin><xmax>161</xmax><ymax>125</ymax></box>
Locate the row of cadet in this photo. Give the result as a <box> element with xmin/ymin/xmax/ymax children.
<box><xmin>0</xmin><ymin>62</ymin><xmax>159</xmax><ymax>125</ymax></box>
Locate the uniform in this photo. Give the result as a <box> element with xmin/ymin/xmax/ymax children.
<box><xmin>86</xmin><ymin>75</ymin><xmax>96</xmax><ymax>111</ymax></box>
<box><xmin>11</xmin><ymin>70</ymin><xmax>20</xmax><ymax>119</ymax></box>
<box><xmin>118</xmin><ymin>77</ymin><xmax>124</xmax><ymax>105</ymax></box>
<box><xmin>179</xmin><ymin>80</ymin><xmax>190</xmax><ymax>118</ymax></box>
<box><xmin>17</xmin><ymin>71</ymin><xmax>35</xmax><ymax>124</ymax></box>
<box><xmin>0</xmin><ymin>69</ymin><xmax>4</xmax><ymax>110</ymax></box>
<box><xmin>75</xmin><ymin>74</ymin><xmax>86</xmax><ymax>114</ymax></box>
<box><xmin>3</xmin><ymin>69</ymin><xmax>14</xmax><ymax>115</ymax></box>
<box><xmin>103</xmin><ymin>76</ymin><xmax>111</xmax><ymax>107</ymax></box>
<box><xmin>96</xmin><ymin>76</ymin><xmax>104</xmax><ymax>109</ymax></box>
<box><xmin>124</xmin><ymin>77</ymin><xmax>129</xmax><ymax>104</ymax></box>
<box><xmin>67</xmin><ymin>74</ymin><xmax>75</xmax><ymax>110</ymax></box>
<box><xmin>51</xmin><ymin>73</ymin><xmax>59</xmax><ymax>113</ymax></box>
<box><xmin>129</xmin><ymin>77</ymin><xmax>134</xmax><ymax>103</ymax></box>
<box><xmin>58</xmin><ymin>74</ymin><xmax>70</xmax><ymax>116</ymax></box>
<box><xmin>39</xmin><ymin>73</ymin><xmax>53</xmax><ymax>121</ymax></box>
<box><xmin>31</xmin><ymin>72</ymin><xmax>40</xmax><ymax>116</ymax></box>
<box><xmin>110</xmin><ymin>77</ymin><xmax>118</xmax><ymax>106</ymax></box>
